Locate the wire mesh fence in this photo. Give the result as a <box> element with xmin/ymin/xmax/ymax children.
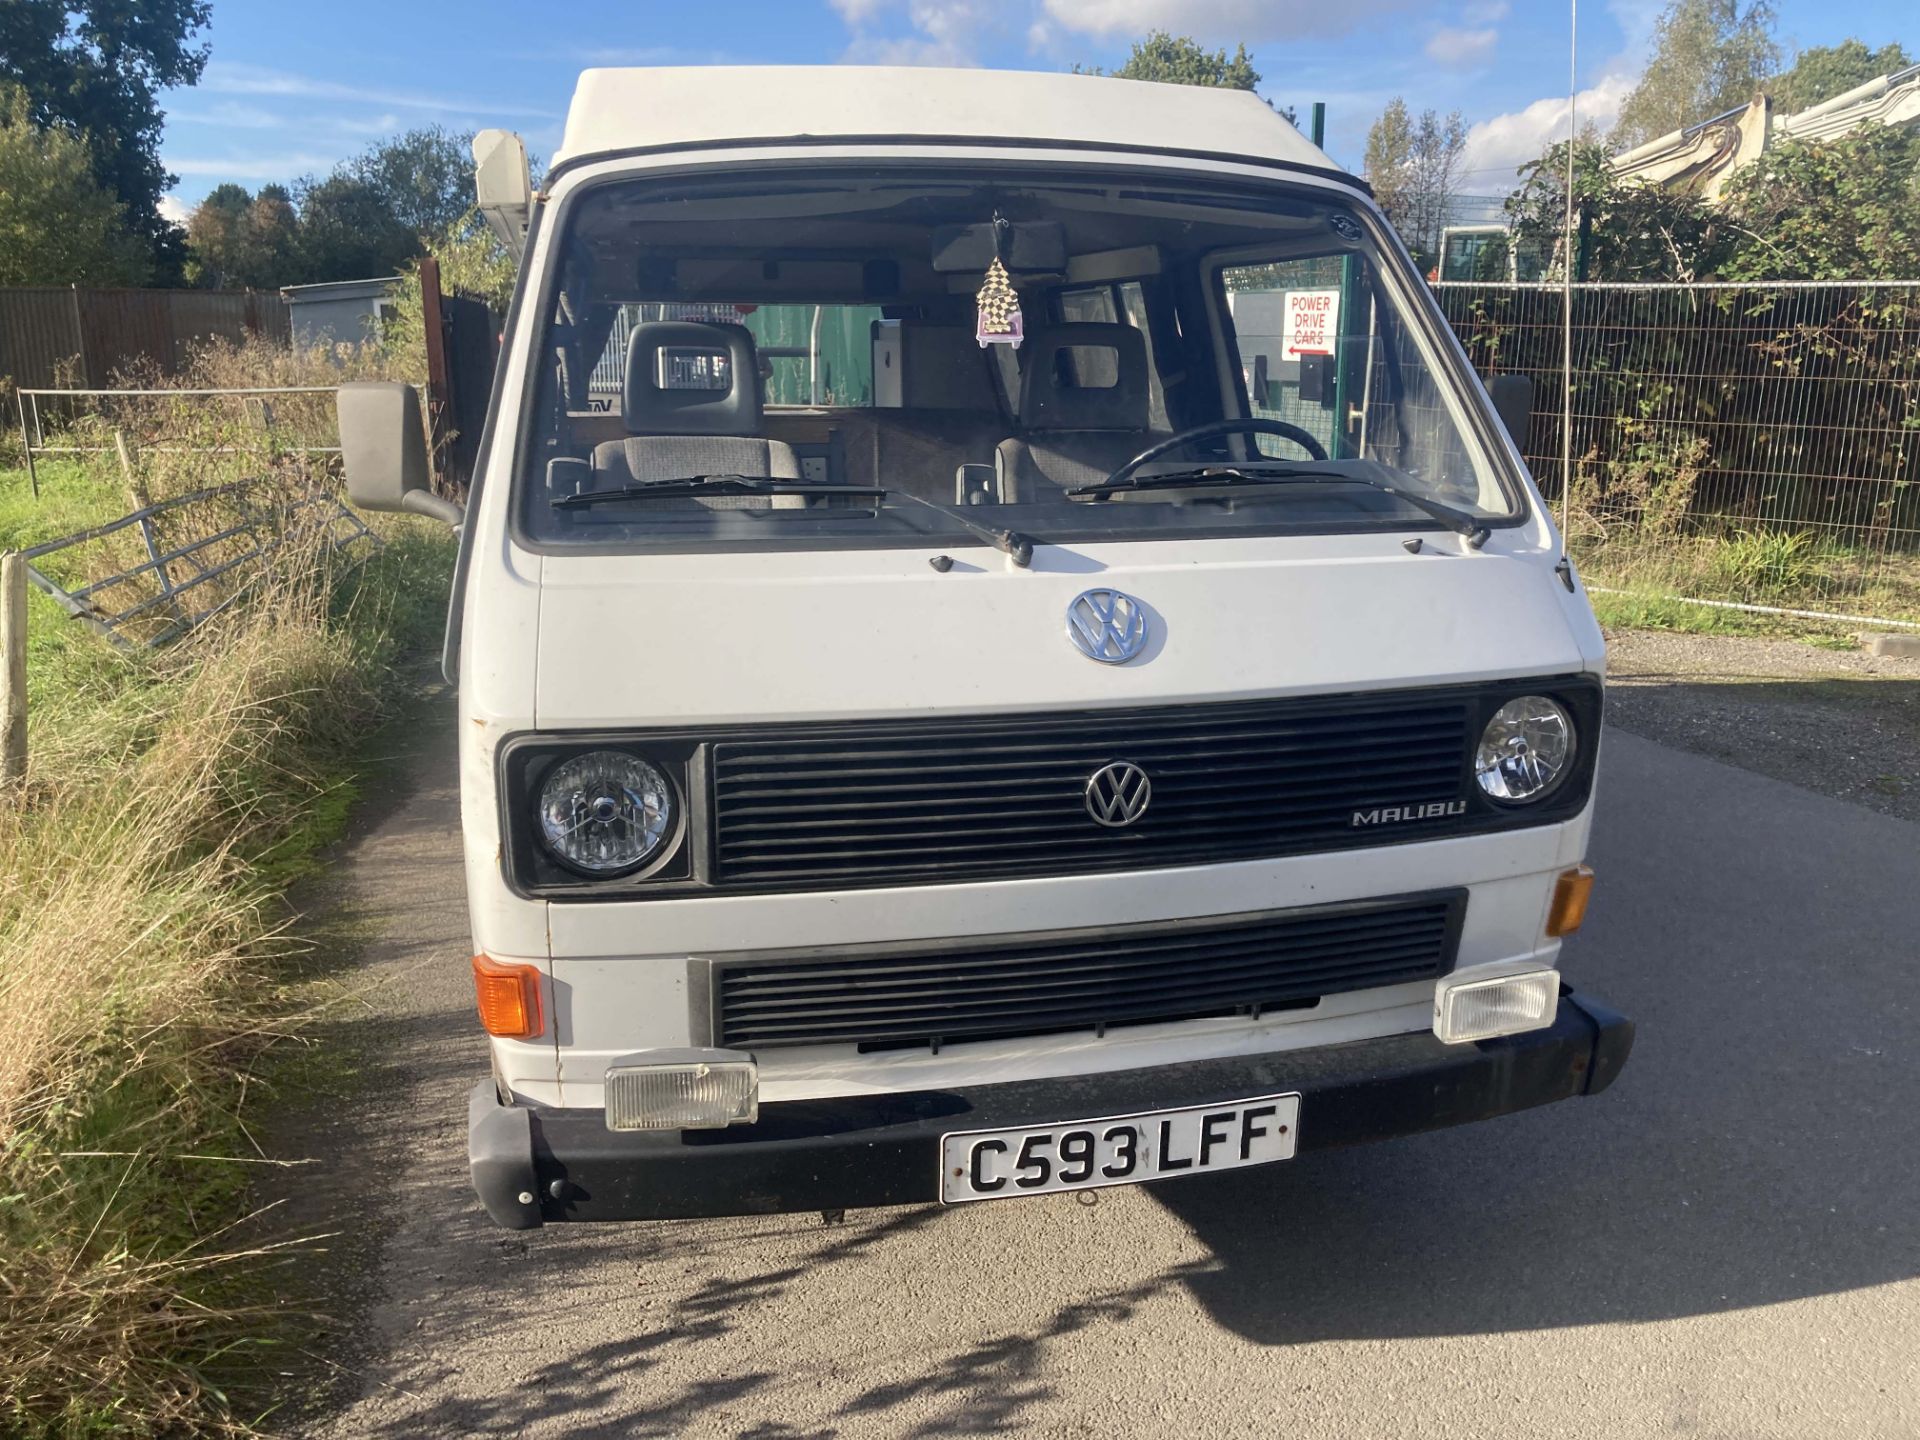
<box><xmin>1435</xmin><ymin>280</ymin><xmax>1920</xmax><ymax>624</ymax></box>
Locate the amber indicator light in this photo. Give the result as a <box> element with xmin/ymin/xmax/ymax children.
<box><xmin>1546</xmin><ymin>865</ymin><xmax>1595</xmax><ymax>938</ymax></box>
<box><xmin>472</xmin><ymin>954</ymin><xmax>543</xmax><ymax>1038</ymax></box>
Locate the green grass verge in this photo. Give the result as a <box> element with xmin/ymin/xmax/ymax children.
<box><xmin>1588</xmin><ymin>587</ymin><xmax>1865</xmax><ymax>649</ymax></box>
<box><xmin>0</xmin><ymin>507</ymin><xmax>454</xmax><ymax>1438</ymax></box>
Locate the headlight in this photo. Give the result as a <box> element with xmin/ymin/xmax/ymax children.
<box><xmin>537</xmin><ymin>751</ymin><xmax>674</xmax><ymax>874</ymax></box>
<box><xmin>1475</xmin><ymin>696</ymin><xmax>1574</xmax><ymax>802</ymax></box>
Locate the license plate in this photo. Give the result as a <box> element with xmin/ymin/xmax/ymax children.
<box><xmin>939</xmin><ymin>1093</ymin><xmax>1301</xmax><ymax>1204</ymax></box>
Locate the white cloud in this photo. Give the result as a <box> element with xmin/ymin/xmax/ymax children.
<box><xmin>327</xmin><ymin>112</ymin><xmax>405</xmax><ymax>137</ymax></box>
<box><xmin>836</xmin><ymin>0</ymin><xmax>1005</xmax><ymax>67</ymax></box>
<box><xmin>200</xmin><ymin>61</ymin><xmax>555</xmax><ymax>120</ymax></box>
<box><xmin>1425</xmin><ymin>26</ymin><xmax>1498</xmax><ymax>68</ymax></box>
<box><xmin>1039</xmin><ymin>0</ymin><xmax>1415</xmax><ymax>42</ymax></box>
<box><xmin>842</xmin><ymin>34</ymin><xmax>977</xmax><ymax>65</ymax></box>
<box><xmin>167</xmin><ymin>151</ymin><xmax>346</xmax><ymax>180</ymax></box>
<box><xmin>170</xmin><ymin>100</ymin><xmax>284</xmax><ymax>129</ymax></box>
<box><xmin>1458</xmin><ymin>71</ymin><xmax>1634</xmax><ymax>190</ymax></box>
<box><xmin>158</xmin><ymin>195</ymin><xmax>192</xmax><ymax>224</ymax></box>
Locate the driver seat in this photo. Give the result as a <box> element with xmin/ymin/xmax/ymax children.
<box><xmin>995</xmin><ymin>324</ymin><xmax>1157</xmax><ymax>500</ymax></box>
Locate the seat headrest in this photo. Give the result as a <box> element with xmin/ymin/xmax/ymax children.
<box><xmin>899</xmin><ymin>321</ymin><xmax>998</xmax><ymax>410</ymax></box>
<box><xmin>622</xmin><ymin>320</ymin><xmax>763</xmax><ymax>436</ymax></box>
<box><xmin>1017</xmin><ymin>323</ymin><xmax>1150</xmax><ymax>432</ymax></box>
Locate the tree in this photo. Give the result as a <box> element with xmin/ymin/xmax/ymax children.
<box><xmin>1364</xmin><ymin>99</ymin><xmax>1466</xmax><ymax>266</ymax></box>
<box><xmin>348</xmin><ymin>126</ymin><xmax>478</xmax><ymax>240</ymax></box>
<box><xmin>1105</xmin><ymin>31</ymin><xmax>1260</xmax><ymax>88</ymax></box>
<box><xmin>1365</xmin><ymin>98</ymin><xmax>1415</xmax><ymax>215</ymax></box>
<box><xmin>1612</xmin><ymin>1</ymin><xmax>1780</xmax><ymax>150</ymax></box>
<box><xmin>292</xmin><ymin>174</ymin><xmax>423</xmax><ymax>284</ymax></box>
<box><xmin>0</xmin><ymin>85</ymin><xmax>147</xmax><ymax>285</ymax></box>
<box><xmin>184</xmin><ymin>182</ymin><xmax>307</xmax><ymax>289</ymax></box>
<box><xmin>1077</xmin><ymin>31</ymin><xmax>1296</xmax><ymax>122</ymax></box>
<box><xmin>184</xmin><ymin>183</ymin><xmax>255</xmax><ymax>287</ymax></box>
<box><xmin>1770</xmin><ymin>39</ymin><xmax>1915</xmax><ymax>113</ymax></box>
<box><xmin>247</xmin><ymin>184</ymin><xmax>300</xmax><ymax>283</ymax></box>
<box><xmin>0</xmin><ymin>0</ymin><xmax>211</xmax><ymax>282</ymax></box>
<box><xmin>1505</xmin><ymin>139</ymin><xmax>1731</xmax><ymax>281</ymax></box>
<box><xmin>1717</xmin><ymin>127</ymin><xmax>1920</xmax><ymax>280</ymax></box>
<box><xmin>182</xmin><ymin>129</ymin><xmax>527</xmax><ymax>290</ymax></box>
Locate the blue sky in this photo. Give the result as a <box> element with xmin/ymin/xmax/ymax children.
<box><xmin>156</xmin><ymin>0</ymin><xmax>1916</xmax><ymax>216</ymax></box>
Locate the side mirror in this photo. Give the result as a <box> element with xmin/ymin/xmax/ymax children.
<box><xmin>1487</xmin><ymin>374</ymin><xmax>1535</xmax><ymax>451</ymax></box>
<box><xmin>473</xmin><ymin>129</ymin><xmax>531</xmax><ymax>261</ymax></box>
<box><xmin>337</xmin><ymin>382</ymin><xmax>464</xmax><ymax>527</ymax></box>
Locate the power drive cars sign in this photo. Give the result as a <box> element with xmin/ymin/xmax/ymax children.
<box><xmin>1283</xmin><ymin>289</ymin><xmax>1341</xmax><ymax>357</ymax></box>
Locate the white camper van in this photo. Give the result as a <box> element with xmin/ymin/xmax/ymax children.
<box><xmin>338</xmin><ymin>67</ymin><xmax>1631</xmax><ymax>1229</ymax></box>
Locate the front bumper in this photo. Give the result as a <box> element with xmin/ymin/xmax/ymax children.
<box><xmin>469</xmin><ymin>988</ymin><xmax>1633</xmax><ymax>1228</ymax></box>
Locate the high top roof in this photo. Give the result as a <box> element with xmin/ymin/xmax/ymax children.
<box><xmin>554</xmin><ymin>66</ymin><xmax>1339</xmax><ymax>176</ymax></box>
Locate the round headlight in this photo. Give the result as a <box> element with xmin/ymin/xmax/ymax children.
<box><xmin>538</xmin><ymin>751</ymin><xmax>673</xmax><ymax>875</ymax></box>
<box><xmin>1476</xmin><ymin>697</ymin><xmax>1574</xmax><ymax>803</ymax></box>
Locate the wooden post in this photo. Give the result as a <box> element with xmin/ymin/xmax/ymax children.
<box><xmin>419</xmin><ymin>255</ymin><xmax>451</xmax><ymax>489</ymax></box>
<box><xmin>1</xmin><ymin>552</ymin><xmax>27</xmax><ymax>787</ymax></box>
<box><xmin>114</xmin><ymin>429</ymin><xmax>152</xmax><ymax>511</ymax></box>
<box><xmin>16</xmin><ymin>391</ymin><xmax>37</xmax><ymax>499</ymax></box>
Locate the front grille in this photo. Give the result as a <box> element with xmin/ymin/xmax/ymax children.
<box><xmin>713</xmin><ymin>892</ymin><xmax>1464</xmax><ymax>1051</ymax></box>
<box><xmin>710</xmin><ymin>693</ymin><xmax>1475</xmax><ymax>889</ymax></box>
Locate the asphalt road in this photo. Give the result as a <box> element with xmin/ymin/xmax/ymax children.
<box><xmin>289</xmin><ymin>713</ymin><xmax>1920</xmax><ymax>1439</ymax></box>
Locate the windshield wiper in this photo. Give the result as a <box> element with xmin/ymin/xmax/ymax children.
<box><xmin>886</xmin><ymin>488</ymin><xmax>1036</xmax><ymax>567</ymax></box>
<box><xmin>552</xmin><ymin>474</ymin><xmax>1038</xmax><ymax>565</ymax></box>
<box><xmin>1067</xmin><ymin>465</ymin><xmax>1491</xmax><ymax>548</ymax></box>
<box><xmin>552</xmin><ymin>474</ymin><xmax>885</xmax><ymax>507</ymax></box>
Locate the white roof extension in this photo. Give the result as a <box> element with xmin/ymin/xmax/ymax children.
<box><xmin>554</xmin><ymin>66</ymin><xmax>1337</xmax><ymax>175</ymax></box>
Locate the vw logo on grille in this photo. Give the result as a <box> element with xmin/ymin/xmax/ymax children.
<box><xmin>1066</xmin><ymin>589</ymin><xmax>1149</xmax><ymax>664</ymax></box>
<box><xmin>1085</xmin><ymin>762</ymin><xmax>1152</xmax><ymax>828</ymax></box>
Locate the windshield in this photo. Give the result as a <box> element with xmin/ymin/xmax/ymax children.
<box><xmin>515</xmin><ymin>166</ymin><xmax>1523</xmax><ymax>554</ymax></box>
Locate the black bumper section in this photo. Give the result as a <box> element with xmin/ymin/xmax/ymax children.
<box><xmin>470</xmin><ymin>989</ymin><xmax>1633</xmax><ymax>1228</ymax></box>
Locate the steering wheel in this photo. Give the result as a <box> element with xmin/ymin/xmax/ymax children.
<box><xmin>1100</xmin><ymin>418</ymin><xmax>1330</xmax><ymax>492</ymax></box>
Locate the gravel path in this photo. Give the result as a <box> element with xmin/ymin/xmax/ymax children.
<box><xmin>1604</xmin><ymin>629</ymin><xmax>1920</xmax><ymax>822</ymax></box>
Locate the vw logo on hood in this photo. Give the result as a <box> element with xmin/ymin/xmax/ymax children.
<box><xmin>1085</xmin><ymin>762</ymin><xmax>1152</xmax><ymax>827</ymax></box>
<box><xmin>1066</xmin><ymin>589</ymin><xmax>1149</xmax><ymax>664</ymax></box>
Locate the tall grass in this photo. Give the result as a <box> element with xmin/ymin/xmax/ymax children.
<box><xmin>0</xmin><ymin>336</ymin><xmax>453</xmax><ymax>1434</ymax></box>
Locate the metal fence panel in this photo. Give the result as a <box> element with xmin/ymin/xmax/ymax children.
<box><xmin>19</xmin><ymin>475</ymin><xmax>381</xmax><ymax>649</ymax></box>
<box><xmin>1436</xmin><ymin>280</ymin><xmax>1920</xmax><ymax>623</ymax></box>
<box><xmin>0</xmin><ymin>289</ymin><xmax>86</xmax><ymax>391</ymax></box>
<box><xmin>79</xmin><ymin>290</ymin><xmax>171</xmax><ymax>386</ymax></box>
<box><xmin>0</xmin><ymin>287</ymin><xmax>292</xmax><ymax>392</ymax></box>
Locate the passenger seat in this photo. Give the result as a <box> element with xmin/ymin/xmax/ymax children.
<box><xmin>589</xmin><ymin>321</ymin><xmax>803</xmax><ymax>508</ymax></box>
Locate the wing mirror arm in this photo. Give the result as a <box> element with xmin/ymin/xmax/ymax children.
<box><xmin>401</xmin><ymin>490</ymin><xmax>466</xmax><ymax>528</ymax></box>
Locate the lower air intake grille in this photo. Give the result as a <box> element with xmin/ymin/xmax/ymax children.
<box><xmin>713</xmin><ymin>891</ymin><xmax>1464</xmax><ymax>1051</ymax></box>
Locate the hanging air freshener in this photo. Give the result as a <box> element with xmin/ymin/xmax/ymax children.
<box><xmin>976</xmin><ymin>221</ymin><xmax>1026</xmax><ymax>354</ymax></box>
<box><xmin>976</xmin><ymin>256</ymin><xmax>1023</xmax><ymax>348</ymax></box>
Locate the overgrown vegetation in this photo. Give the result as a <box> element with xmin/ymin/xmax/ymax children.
<box><xmin>0</xmin><ymin>335</ymin><xmax>454</xmax><ymax>1435</ymax></box>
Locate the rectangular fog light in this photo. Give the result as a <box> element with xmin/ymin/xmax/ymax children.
<box><xmin>1434</xmin><ymin>968</ymin><xmax>1560</xmax><ymax>1045</ymax></box>
<box><xmin>605</xmin><ymin>1048</ymin><xmax>758</xmax><ymax>1132</ymax></box>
